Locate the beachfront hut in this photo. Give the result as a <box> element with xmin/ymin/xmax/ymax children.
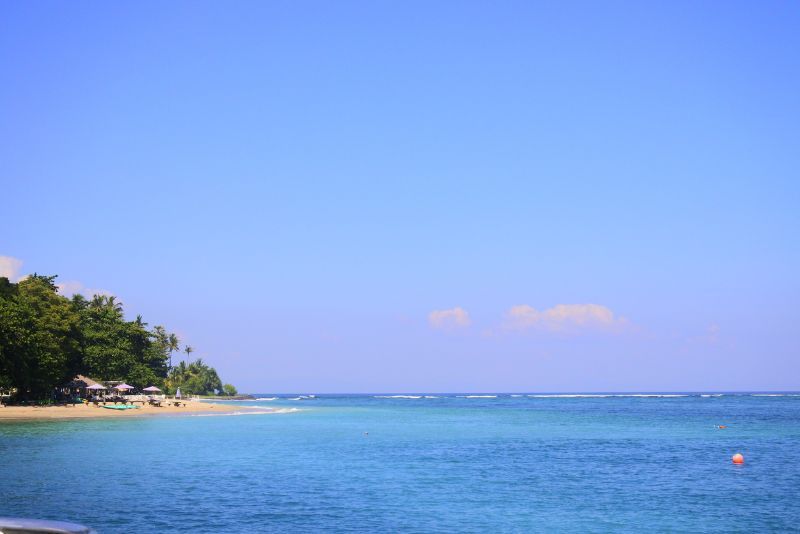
<box><xmin>67</xmin><ymin>375</ymin><xmax>103</xmax><ymax>389</ymax></box>
<box><xmin>65</xmin><ymin>375</ymin><xmax>105</xmax><ymax>399</ymax></box>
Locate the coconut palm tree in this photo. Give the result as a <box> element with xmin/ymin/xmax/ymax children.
<box><xmin>90</xmin><ymin>294</ymin><xmax>123</xmax><ymax>318</ymax></box>
<box><xmin>184</xmin><ymin>345</ymin><xmax>193</xmax><ymax>363</ymax></box>
<box><xmin>168</xmin><ymin>358</ymin><xmax>223</xmax><ymax>395</ymax></box>
<box><xmin>168</xmin><ymin>334</ymin><xmax>179</xmax><ymax>369</ymax></box>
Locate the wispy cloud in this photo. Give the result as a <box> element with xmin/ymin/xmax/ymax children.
<box><xmin>1</xmin><ymin>256</ymin><xmax>111</xmax><ymax>298</ymax></box>
<box><xmin>0</xmin><ymin>255</ymin><xmax>24</xmax><ymax>281</ymax></box>
<box><xmin>56</xmin><ymin>280</ymin><xmax>113</xmax><ymax>299</ymax></box>
<box><xmin>428</xmin><ymin>307</ymin><xmax>471</xmax><ymax>329</ymax></box>
<box><xmin>504</xmin><ymin>303</ymin><xmax>626</xmax><ymax>333</ymax></box>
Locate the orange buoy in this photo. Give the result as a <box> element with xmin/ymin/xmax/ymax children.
<box><xmin>732</xmin><ymin>453</ymin><xmax>744</xmax><ymax>464</ymax></box>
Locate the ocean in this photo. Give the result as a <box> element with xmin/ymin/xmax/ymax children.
<box><xmin>1</xmin><ymin>393</ymin><xmax>799</xmax><ymax>532</ymax></box>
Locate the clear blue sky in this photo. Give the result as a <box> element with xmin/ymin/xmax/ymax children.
<box><xmin>2</xmin><ymin>1</ymin><xmax>798</xmax><ymax>392</ymax></box>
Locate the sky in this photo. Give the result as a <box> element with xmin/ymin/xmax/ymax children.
<box><xmin>1</xmin><ymin>1</ymin><xmax>798</xmax><ymax>392</ymax></box>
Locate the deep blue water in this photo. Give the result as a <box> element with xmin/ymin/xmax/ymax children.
<box><xmin>1</xmin><ymin>393</ymin><xmax>799</xmax><ymax>532</ymax></box>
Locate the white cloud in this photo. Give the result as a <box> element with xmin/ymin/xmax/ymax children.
<box><xmin>0</xmin><ymin>256</ymin><xmax>23</xmax><ymax>281</ymax></box>
<box><xmin>56</xmin><ymin>280</ymin><xmax>113</xmax><ymax>299</ymax></box>
<box><xmin>0</xmin><ymin>256</ymin><xmax>112</xmax><ymax>298</ymax></box>
<box><xmin>428</xmin><ymin>307</ymin><xmax>471</xmax><ymax>329</ymax></box>
<box><xmin>504</xmin><ymin>303</ymin><xmax>626</xmax><ymax>333</ymax></box>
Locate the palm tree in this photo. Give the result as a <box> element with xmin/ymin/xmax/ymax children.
<box><xmin>168</xmin><ymin>334</ymin><xmax>179</xmax><ymax>369</ymax></box>
<box><xmin>90</xmin><ymin>294</ymin><xmax>123</xmax><ymax>318</ymax></box>
<box><xmin>184</xmin><ymin>345</ymin><xmax>193</xmax><ymax>363</ymax></box>
<box><xmin>106</xmin><ymin>295</ymin><xmax>123</xmax><ymax>317</ymax></box>
<box><xmin>167</xmin><ymin>360</ymin><xmax>188</xmax><ymax>394</ymax></box>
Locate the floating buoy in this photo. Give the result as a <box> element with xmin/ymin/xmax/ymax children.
<box><xmin>717</xmin><ymin>425</ymin><xmax>727</xmax><ymax>429</ymax></box>
<box><xmin>732</xmin><ymin>453</ymin><xmax>744</xmax><ymax>464</ymax></box>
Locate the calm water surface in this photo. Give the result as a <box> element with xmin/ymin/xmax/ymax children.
<box><xmin>1</xmin><ymin>394</ymin><xmax>799</xmax><ymax>532</ymax></box>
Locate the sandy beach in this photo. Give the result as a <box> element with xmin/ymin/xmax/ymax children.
<box><xmin>0</xmin><ymin>401</ymin><xmax>257</xmax><ymax>421</ymax></box>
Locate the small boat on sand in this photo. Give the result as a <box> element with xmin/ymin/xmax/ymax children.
<box><xmin>101</xmin><ymin>404</ymin><xmax>139</xmax><ymax>410</ymax></box>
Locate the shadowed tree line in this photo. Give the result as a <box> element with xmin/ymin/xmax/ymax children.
<box><xmin>0</xmin><ymin>274</ymin><xmax>236</xmax><ymax>400</ymax></box>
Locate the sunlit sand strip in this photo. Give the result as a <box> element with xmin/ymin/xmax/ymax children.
<box><xmin>0</xmin><ymin>401</ymin><xmax>271</xmax><ymax>421</ymax></box>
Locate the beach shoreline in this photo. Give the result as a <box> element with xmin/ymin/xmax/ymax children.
<box><xmin>0</xmin><ymin>401</ymin><xmax>264</xmax><ymax>421</ymax></box>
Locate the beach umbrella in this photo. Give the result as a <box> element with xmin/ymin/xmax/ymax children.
<box><xmin>142</xmin><ymin>386</ymin><xmax>161</xmax><ymax>393</ymax></box>
<box><xmin>175</xmin><ymin>388</ymin><xmax>182</xmax><ymax>400</ymax></box>
<box><xmin>114</xmin><ymin>384</ymin><xmax>134</xmax><ymax>396</ymax></box>
<box><xmin>86</xmin><ymin>384</ymin><xmax>106</xmax><ymax>390</ymax></box>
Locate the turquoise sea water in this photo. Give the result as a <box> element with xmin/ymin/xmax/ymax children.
<box><xmin>1</xmin><ymin>393</ymin><xmax>799</xmax><ymax>532</ymax></box>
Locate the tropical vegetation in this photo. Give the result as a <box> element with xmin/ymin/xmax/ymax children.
<box><xmin>0</xmin><ymin>274</ymin><xmax>236</xmax><ymax>400</ymax></box>
<box><xmin>166</xmin><ymin>359</ymin><xmax>222</xmax><ymax>396</ymax></box>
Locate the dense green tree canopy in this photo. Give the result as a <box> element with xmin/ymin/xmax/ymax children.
<box><xmin>0</xmin><ymin>274</ymin><xmax>234</xmax><ymax>400</ymax></box>
<box><xmin>167</xmin><ymin>359</ymin><xmax>223</xmax><ymax>396</ymax></box>
<box><xmin>0</xmin><ymin>275</ymin><xmax>82</xmax><ymax>398</ymax></box>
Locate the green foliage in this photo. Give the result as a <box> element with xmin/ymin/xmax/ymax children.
<box><xmin>0</xmin><ymin>274</ymin><xmax>235</xmax><ymax>400</ymax></box>
<box><xmin>77</xmin><ymin>295</ymin><xmax>169</xmax><ymax>388</ymax></box>
<box><xmin>222</xmin><ymin>383</ymin><xmax>237</xmax><ymax>396</ymax></box>
<box><xmin>167</xmin><ymin>359</ymin><xmax>223</xmax><ymax>396</ymax></box>
<box><xmin>0</xmin><ymin>275</ymin><xmax>82</xmax><ymax>399</ymax></box>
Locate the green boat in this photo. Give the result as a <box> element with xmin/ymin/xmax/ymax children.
<box><xmin>101</xmin><ymin>404</ymin><xmax>139</xmax><ymax>410</ymax></box>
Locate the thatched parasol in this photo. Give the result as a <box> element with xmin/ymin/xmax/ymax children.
<box><xmin>67</xmin><ymin>375</ymin><xmax>103</xmax><ymax>389</ymax></box>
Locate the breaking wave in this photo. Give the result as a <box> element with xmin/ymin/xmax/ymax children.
<box><xmin>192</xmin><ymin>408</ymin><xmax>299</xmax><ymax>417</ymax></box>
<box><xmin>527</xmin><ymin>394</ymin><xmax>691</xmax><ymax>398</ymax></box>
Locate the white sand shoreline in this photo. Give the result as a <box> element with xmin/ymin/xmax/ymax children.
<box><xmin>0</xmin><ymin>401</ymin><xmax>270</xmax><ymax>421</ymax></box>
